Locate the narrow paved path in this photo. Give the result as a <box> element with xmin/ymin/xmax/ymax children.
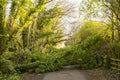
<box><xmin>22</xmin><ymin>68</ymin><xmax>119</xmax><ymax>80</ymax></box>
<box><xmin>42</xmin><ymin>69</ymin><xmax>88</xmax><ymax>80</ymax></box>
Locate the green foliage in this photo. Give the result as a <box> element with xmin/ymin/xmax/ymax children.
<box><xmin>75</xmin><ymin>35</ymin><xmax>104</xmax><ymax>69</ymax></box>
<box><xmin>66</xmin><ymin>27</ymin><xmax>105</xmax><ymax>69</ymax></box>
<box><xmin>0</xmin><ymin>72</ymin><xmax>6</xmax><ymax>80</ymax></box>
<box><xmin>9</xmin><ymin>49</ymin><xmax>31</xmax><ymax>64</ymax></box>
<box><xmin>7</xmin><ymin>75</ymin><xmax>20</xmax><ymax>80</ymax></box>
<box><xmin>0</xmin><ymin>58</ymin><xmax>15</xmax><ymax>74</ymax></box>
<box><xmin>13</xmin><ymin>49</ymin><xmax>65</xmax><ymax>73</ymax></box>
<box><xmin>15</xmin><ymin>61</ymin><xmax>44</xmax><ymax>73</ymax></box>
<box><xmin>0</xmin><ymin>73</ymin><xmax>20</xmax><ymax>80</ymax></box>
<box><xmin>2</xmin><ymin>51</ymin><xmax>15</xmax><ymax>60</ymax></box>
<box><xmin>78</xmin><ymin>50</ymin><xmax>97</xmax><ymax>69</ymax></box>
<box><xmin>62</xmin><ymin>47</ymin><xmax>80</xmax><ymax>65</ymax></box>
<box><xmin>74</xmin><ymin>21</ymin><xmax>106</xmax><ymax>43</ymax></box>
<box><xmin>79</xmin><ymin>34</ymin><xmax>103</xmax><ymax>50</ymax></box>
<box><xmin>33</xmin><ymin>51</ymin><xmax>66</xmax><ymax>73</ymax></box>
<box><xmin>63</xmin><ymin>45</ymin><xmax>97</xmax><ymax>69</ymax></box>
<box><xmin>0</xmin><ymin>0</ymin><xmax>75</xmax><ymax>75</ymax></box>
<box><xmin>30</xmin><ymin>51</ymin><xmax>44</xmax><ymax>62</ymax></box>
<box><xmin>0</xmin><ymin>0</ymin><xmax>63</xmax><ymax>55</ymax></box>
<box><xmin>35</xmin><ymin>58</ymin><xmax>64</xmax><ymax>73</ymax></box>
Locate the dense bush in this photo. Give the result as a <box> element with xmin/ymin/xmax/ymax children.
<box><xmin>0</xmin><ymin>34</ymin><xmax>102</xmax><ymax>74</ymax></box>
<box><xmin>72</xmin><ymin>21</ymin><xmax>106</xmax><ymax>44</ymax></box>
<box><xmin>79</xmin><ymin>34</ymin><xmax>103</xmax><ymax>50</ymax></box>
<box><xmin>30</xmin><ymin>51</ymin><xmax>45</xmax><ymax>62</ymax></box>
<box><xmin>0</xmin><ymin>73</ymin><xmax>20</xmax><ymax>80</ymax></box>
<box><xmin>35</xmin><ymin>59</ymin><xmax>65</xmax><ymax>73</ymax></box>
<box><xmin>9</xmin><ymin>49</ymin><xmax>31</xmax><ymax>64</ymax></box>
<box><xmin>0</xmin><ymin>38</ymin><xmax>103</xmax><ymax>75</ymax></box>
<box><xmin>15</xmin><ymin>50</ymin><xmax>66</xmax><ymax>73</ymax></box>
<box><xmin>63</xmin><ymin>45</ymin><xmax>97</xmax><ymax>69</ymax></box>
<box><xmin>2</xmin><ymin>51</ymin><xmax>15</xmax><ymax>60</ymax></box>
<box><xmin>15</xmin><ymin>61</ymin><xmax>44</xmax><ymax>73</ymax></box>
<box><xmin>78</xmin><ymin>50</ymin><xmax>97</xmax><ymax>69</ymax></box>
<box><xmin>1</xmin><ymin>49</ymin><xmax>32</xmax><ymax>64</ymax></box>
<box><xmin>7</xmin><ymin>75</ymin><xmax>20</xmax><ymax>80</ymax></box>
<box><xmin>0</xmin><ymin>58</ymin><xmax>15</xmax><ymax>74</ymax></box>
<box><xmin>15</xmin><ymin>60</ymin><xmax>64</xmax><ymax>73</ymax></box>
<box><xmin>62</xmin><ymin>46</ymin><xmax>81</xmax><ymax>65</ymax></box>
<box><xmin>65</xmin><ymin>35</ymin><xmax>104</xmax><ymax>69</ymax></box>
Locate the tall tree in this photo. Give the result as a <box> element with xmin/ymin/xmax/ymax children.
<box><xmin>79</xmin><ymin>0</ymin><xmax>120</xmax><ymax>41</ymax></box>
<box><xmin>102</xmin><ymin>0</ymin><xmax>120</xmax><ymax>41</ymax></box>
<box><xmin>0</xmin><ymin>0</ymin><xmax>64</xmax><ymax>54</ymax></box>
<box><xmin>0</xmin><ymin>0</ymin><xmax>8</xmax><ymax>55</ymax></box>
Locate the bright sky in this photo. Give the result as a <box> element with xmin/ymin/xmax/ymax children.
<box><xmin>61</xmin><ymin>0</ymin><xmax>82</xmax><ymax>34</ymax></box>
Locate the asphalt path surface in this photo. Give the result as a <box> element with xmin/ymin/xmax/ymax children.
<box><xmin>42</xmin><ymin>69</ymin><xmax>88</xmax><ymax>80</ymax></box>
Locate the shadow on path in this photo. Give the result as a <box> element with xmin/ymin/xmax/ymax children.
<box><xmin>22</xmin><ymin>69</ymin><xmax>89</xmax><ymax>80</ymax></box>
